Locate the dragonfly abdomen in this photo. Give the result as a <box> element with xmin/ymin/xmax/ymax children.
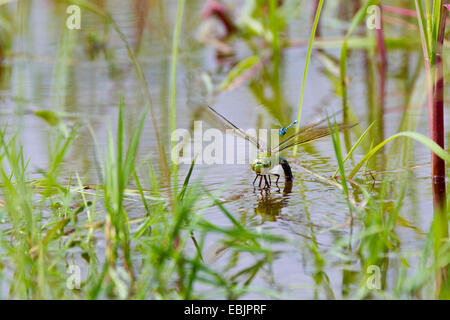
<box><xmin>278</xmin><ymin>120</ymin><xmax>298</xmax><ymax>136</ymax></box>
<box><xmin>279</xmin><ymin>156</ymin><xmax>293</xmax><ymax>181</ymax></box>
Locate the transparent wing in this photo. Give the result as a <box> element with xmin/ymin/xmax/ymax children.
<box><xmin>272</xmin><ymin>111</ymin><xmax>342</xmax><ymax>153</ymax></box>
<box><xmin>207</xmin><ymin>106</ymin><xmax>266</xmax><ymax>152</ymax></box>
<box><xmin>273</xmin><ymin>123</ymin><xmax>356</xmax><ymax>153</ymax></box>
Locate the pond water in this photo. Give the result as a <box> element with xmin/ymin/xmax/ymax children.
<box><xmin>0</xmin><ymin>0</ymin><xmax>449</xmax><ymax>299</ymax></box>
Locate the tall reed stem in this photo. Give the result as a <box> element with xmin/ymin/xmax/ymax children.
<box><xmin>415</xmin><ymin>0</ymin><xmax>449</xmax><ymax>298</ymax></box>
<box><xmin>432</xmin><ymin>4</ymin><xmax>446</xmax><ymax>192</ymax></box>
<box><xmin>170</xmin><ymin>0</ymin><xmax>185</xmax><ymax>192</ymax></box>
<box><xmin>432</xmin><ymin>2</ymin><xmax>449</xmax><ymax>298</ymax></box>
<box><xmin>375</xmin><ymin>8</ymin><xmax>387</xmax><ymax>142</ymax></box>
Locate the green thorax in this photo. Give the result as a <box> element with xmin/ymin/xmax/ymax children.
<box><xmin>251</xmin><ymin>152</ymin><xmax>273</xmax><ymax>174</ymax></box>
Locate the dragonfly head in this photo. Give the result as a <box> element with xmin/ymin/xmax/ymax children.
<box><xmin>251</xmin><ymin>154</ymin><xmax>271</xmax><ymax>174</ymax></box>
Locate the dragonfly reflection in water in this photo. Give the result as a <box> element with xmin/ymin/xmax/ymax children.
<box><xmin>207</xmin><ymin>106</ymin><xmax>355</xmax><ymax>189</ymax></box>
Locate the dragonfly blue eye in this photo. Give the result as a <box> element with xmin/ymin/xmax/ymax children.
<box><xmin>279</xmin><ymin>120</ymin><xmax>298</xmax><ymax>135</ymax></box>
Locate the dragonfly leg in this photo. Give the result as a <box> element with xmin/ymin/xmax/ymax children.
<box><xmin>268</xmin><ymin>175</ymin><xmax>272</xmax><ymax>186</ymax></box>
<box><xmin>253</xmin><ymin>174</ymin><xmax>260</xmax><ymax>185</ymax></box>
<box><xmin>273</xmin><ymin>174</ymin><xmax>280</xmax><ymax>185</ymax></box>
<box><xmin>263</xmin><ymin>175</ymin><xmax>270</xmax><ymax>189</ymax></box>
<box><xmin>259</xmin><ymin>175</ymin><xmax>263</xmax><ymax>188</ymax></box>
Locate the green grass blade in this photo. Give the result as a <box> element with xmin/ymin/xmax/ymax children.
<box><xmin>333</xmin><ymin>121</ymin><xmax>375</xmax><ymax>177</ymax></box>
<box><xmin>415</xmin><ymin>0</ymin><xmax>431</xmax><ymax>60</ymax></box>
<box><xmin>327</xmin><ymin>116</ymin><xmax>350</xmax><ymax>201</ymax></box>
<box><xmin>178</xmin><ymin>155</ymin><xmax>197</xmax><ymax>202</ymax></box>
<box><xmin>133</xmin><ymin>168</ymin><xmax>151</xmax><ymax>217</ymax></box>
<box><xmin>122</xmin><ymin>109</ymin><xmax>147</xmax><ymax>186</ymax></box>
<box><xmin>218</xmin><ymin>56</ymin><xmax>261</xmax><ymax>91</ymax></box>
<box><xmin>293</xmin><ymin>0</ymin><xmax>324</xmax><ymax>156</ymax></box>
<box><xmin>349</xmin><ymin>131</ymin><xmax>450</xmax><ymax>179</ymax></box>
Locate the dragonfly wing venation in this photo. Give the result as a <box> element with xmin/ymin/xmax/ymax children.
<box><xmin>272</xmin><ymin>122</ymin><xmax>356</xmax><ymax>153</ymax></box>
<box><xmin>273</xmin><ymin>111</ymin><xmax>342</xmax><ymax>152</ymax></box>
<box><xmin>207</xmin><ymin>106</ymin><xmax>354</xmax><ymax>156</ymax></box>
<box><xmin>208</xmin><ymin>106</ymin><xmax>267</xmax><ymax>152</ymax></box>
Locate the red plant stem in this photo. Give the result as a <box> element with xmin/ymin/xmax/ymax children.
<box><xmin>432</xmin><ymin>6</ymin><xmax>447</xmax><ymax>211</ymax></box>
<box><xmin>433</xmin><ymin>3</ymin><xmax>449</xmax><ymax>298</ymax></box>
<box><xmin>376</xmin><ymin>8</ymin><xmax>387</xmax><ymax>141</ymax></box>
<box><xmin>381</xmin><ymin>4</ymin><xmax>417</xmax><ymax>18</ymax></box>
<box><xmin>133</xmin><ymin>0</ymin><xmax>150</xmax><ymax>53</ymax></box>
<box><xmin>202</xmin><ymin>0</ymin><xmax>237</xmax><ymax>38</ymax></box>
<box><xmin>382</xmin><ymin>4</ymin><xmax>450</xmax><ymax>24</ymax></box>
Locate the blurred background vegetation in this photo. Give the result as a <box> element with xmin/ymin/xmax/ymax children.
<box><xmin>0</xmin><ymin>0</ymin><xmax>449</xmax><ymax>299</ymax></box>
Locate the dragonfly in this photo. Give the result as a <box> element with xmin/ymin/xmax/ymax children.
<box><xmin>207</xmin><ymin>106</ymin><xmax>355</xmax><ymax>189</ymax></box>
